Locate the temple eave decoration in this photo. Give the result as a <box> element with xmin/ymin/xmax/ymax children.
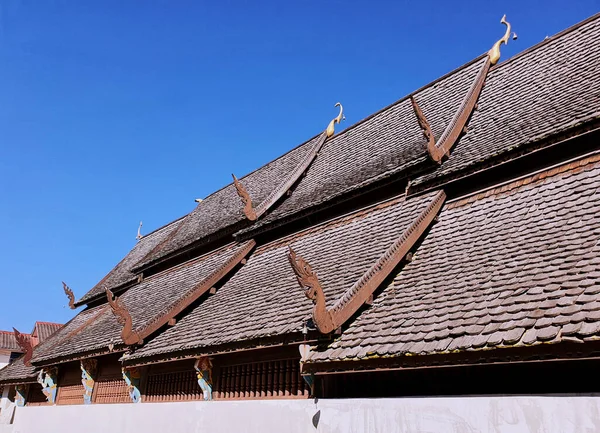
<box><xmin>13</xmin><ymin>327</ymin><xmax>33</xmax><ymax>366</ymax></box>
<box><xmin>38</xmin><ymin>367</ymin><xmax>58</xmax><ymax>404</ymax></box>
<box><xmin>122</xmin><ymin>367</ymin><xmax>142</xmax><ymax>403</ymax></box>
<box><xmin>137</xmin><ymin>240</ymin><xmax>256</xmax><ymax>343</ymax></box>
<box><xmin>62</xmin><ymin>281</ymin><xmax>76</xmax><ymax>309</ymax></box>
<box><xmin>106</xmin><ymin>288</ymin><xmax>141</xmax><ymax>345</ymax></box>
<box><xmin>194</xmin><ymin>356</ymin><xmax>213</xmax><ymax>401</ymax></box>
<box><xmin>232</xmin><ymin>174</ymin><xmax>258</xmax><ymax>221</ymax></box>
<box><xmin>232</xmin><ymin>103</ymin><xmax>343</xmax><ymax>222</ymax></box>
<box><xmin>288</xmin><ymin>190</ymin><xmax>446</xmax><ymax>334</ymax></box>
<box><xmin>81</xmin><ymin>358</ymin><xmax>98</xmax><ymax>404</ymax></box>
<box><xmin>412</xmin><ymin>15</ymin><xmax>515</xmax><ymax>163</ymax></box>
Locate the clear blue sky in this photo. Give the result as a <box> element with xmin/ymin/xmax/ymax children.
<box><xmin>0</xmin><ymin>1</ymin><xmax>597</xmax><ymax>332</ymax></box>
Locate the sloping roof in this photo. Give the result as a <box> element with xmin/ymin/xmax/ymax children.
<box><xmin>306</xmin><ymin>153</ymin><xmax>600</xmax><ymax>366</ymax></box>
<box><xmin>126</xmin><ymin>191</ymin><xmax>440</xmax><ymax>362</ymax></box>
<box><xmin>78</xmin><ymin>15</ymin><xmax>599</xmax><ymax>312</ymax></box>
<box><xmin>238</xmin><ymin>58</ymin><xmax>486</xmax><ymax>235</ymax></box>
<box><xmin>134</xmin><ymin>136</ymin><xmax>320</xmax><ymax>270</ymax></box>
<box><xmin>26</xmin><ymin>14</ymin><xmax>600</xmax><ymax>373</ymax></box>
<box><xmin>76</xmin><ymin>218</ymin><xmax>182</xmax><ymax>306</ymax></box>
<box><xmin>0</xmin><ymin>331</ymin><xmax>23</xmax><ymax>352</ymax></box>
<box><xmin>411</xmin><ymin>14</ymin><xmax>600</xmax><ymax>189</ymax></box>
<box><xmin>32</xmin><ymin>322</ymin><xmax>62</xmax><ymax>343</ymax></box>
<box><xmin>33</xmin><ymin>242</ymin><xmax>252</xmax><ymax>364</ymax></box>
<box><xmin>0</xmin><ymin>356</ymin><xmax>37</xmax><ymax>385</ymax></box>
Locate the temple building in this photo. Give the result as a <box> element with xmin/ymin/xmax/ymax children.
<box><xmin>0</xmin><ymin>322</ymin><xmax>61</xmax><ymax>423</ymax></box>
<box><xmin>1</xmin><ymin>12</ymin><xmax>600</xmax><ymax>433</ymax></box>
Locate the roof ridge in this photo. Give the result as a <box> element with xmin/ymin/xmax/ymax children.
<box><xmin>489</xmin><ymin>12</ymin><xmax>600</xmax><ymax>72</ymax></box>
<box><xmin>138</xmin><ymin>214</ymin><xmax>187</xmax><ymax>240</ymax></box>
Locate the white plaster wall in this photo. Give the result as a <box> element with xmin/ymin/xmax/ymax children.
<box><xmin>0</xmin><ymin>386</ymin><xmax>15</xmax><ymax>433</ymax></box>
<box><xmin>0</xmin><ymin>352</ymin><xmax>11</xmax><ymax>370</ymax></box>
<box><xmin>4</xmin><ymin>396</ymin><xmax>600</xmax><ymax>433</ymax></box>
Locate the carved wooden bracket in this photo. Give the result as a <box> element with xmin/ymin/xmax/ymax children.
<box><xmin>15</xmin><ymin>385</ymin><xmax>28</xmax><ymax>407</ymax></box>
<box><xmin>122</xmin><ymin>367</ymin><xmax>142</xmax><ymax>403</ymax></box>
<box><xmin>194</xmin><ymin>356</ymin><xmax>214</xmax><ymax>401</ymax></box>
<box><xmin>288</xmin><ymin>191</ymin><xmax>446</xmax><ymax>334</ymax></box>
<box><xmin>37</xmin><ymin>367</ymin><xmax>58</xmax><ymax>404</ymax></box>
<box><xmin>81</xmin><ymin>358</ymin><xmax>98</xmax><ymax>404</ymax></box>
<box><xmin>106</xmin><ymin>288</ymin><xmax>141</xmax><ymax>345</ymax></box>
<box><xmin>62</xmin><ymin>281</ymin><xmax>76</xmax><ymax>309</ymax></box>
<box><xmin>116</xmin><ymin>240</ymin><xmax>256</xmax><ymax>346</ymax></box>
<box><xmin>12</xmin><ymin>328</ymin><xmax>33</xmax><ymax>366</ymax></box>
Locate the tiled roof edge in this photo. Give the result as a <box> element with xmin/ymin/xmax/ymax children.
<box><xmin>288</xmin><ymin>191</ymin><xmax>446</xmax><ymax>334</ymax></box>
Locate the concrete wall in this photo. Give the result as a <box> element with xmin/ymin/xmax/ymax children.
<box><xmin>1</xmin><ymin>396</ymin><xmax>600</xmax><ymax>433</ymax></box>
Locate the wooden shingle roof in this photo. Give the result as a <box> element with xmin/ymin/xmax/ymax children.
<box><xmin>305</xmin><ymin>154</ymin><xmax>600</xmax><ymax>368</ymax></box>
<box><xmin>33</xmin><ymin>13</ymin><xmax>600</xmax><ymax>371</ymax></box>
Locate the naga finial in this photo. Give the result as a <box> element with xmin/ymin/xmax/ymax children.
<box><xmin>488</xmin><ymin>15</ymin><xmax>517</xmax><ymax>65</ymax></box>
<box><xmin>63</xmin><ymin>281</ymin><xmax>76</xmax><ymax>309</ymax></box>
<box><xmin>13</xmin><ymin>328</ymin><xmax>33</xmax><ymax>366</ymax></box>
<box><xmin>136</xmin><ymin>221</ymin><xmax>143</xmax><ymax>241</ymax></box>
<box><xmin>326</xmin><ymin>102</ymin><xmax>345</xmax><ymax>138</ymax></box>
<box><xmin>105</xmin><ymin>287</ymin><xmax>140</xmax><ymax>345</ymax></box>
<box><xmin>232</xmin><ymin>174</ymin><xmax>257</xmax><ymax>221</ymax></box>
<box><xmin>287</xmin><ymin>247</ymin><xmax>322</xmax><ymax>302</ymax></box>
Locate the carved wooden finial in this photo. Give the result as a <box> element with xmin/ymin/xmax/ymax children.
<box><xmin>62</xmin><ymin>281</ymin><xmax>76</xmax><ymax>309</ymax></box>
<box><xmin>232</xmin><ymin>174</ymin><xmax>257</xmax><ymax>221</ymax></box>
<box><xmin>105</xmin><ymin>288</ymin><xmax>140</xmax><ymax>345</ymax></box>
<box><xmin>13</xmin><ymin>328</ymin><xmax>33</xmax><ymax>366</ymax></box>
<box><xmin>488</xmin><ymin>15</ymin><xmax>517</xmax><ymax>65</ymax></box>
<box><xmin>326</xmin><ymin>102</ymin><xmax>345</xmax><ymax>138</ymax></box>
<box><xmin>136</xmin><ymin>221</ymin><xmax>143</xmax><ymax>241</ymax></box>
<box><xmin>287</xmin><ymin>247</ymin><xmax>335</xmax><ymax>333</ymax></box>
<box><xmin>287</xmin><ymin>247</ymin><xmax>321</xmax><ymax>302</ymax></box>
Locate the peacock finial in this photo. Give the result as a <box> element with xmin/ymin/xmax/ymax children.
<box><xmin>326</xmin><ymin>102</ymin><xmax>345</xmax><ymax>138</ymax></box>
<box><xmin>136</xmin><ymin>221</ymin><xmax>143</xmax><ymax>241</ymax></box>
<box><xmin>488</xmin><ymin>15</ymin><xmax>517</xmax><ymax>66</ymax></box>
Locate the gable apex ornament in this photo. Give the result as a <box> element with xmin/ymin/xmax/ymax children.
<box><xmin>488</xmin><ymin>15</ymin><xmax>517</xmax><ymax>65</ymax></box>
<box><xmin>62</xmin><ymin>281</ymin><xmax>76</xmax><ymax>309</ymax></box>
<box><xmin>326</xmin><ymin>102</ymin><xmax>345</xmax><ymax>138</ymax></box>
<box><xmin>13</xmin><ymin>328</ymin><xmax>33</xmax><ymax>366</ymax></box>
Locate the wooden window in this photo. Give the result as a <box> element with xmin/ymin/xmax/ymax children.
<box><xmin>145</xmin><ymin>369</ymin><xmax>201</xmax><ymax>402</ymax></box>
<box><xmin>93</xmin><ymin>358</ymin><xmax>130</xmax><ymax>404</ymax></box>
<box><xmin>56</xmin><ymin>362</ymin><xmax>84</xmax><ymax>405</ymax></box>
<box><xmin>26</xmin><ymin>384</ymin><xmax>49</xmax><ymax>406</ymax></box>
<box><xmin>214</xmin><ymin>359</ymin><xmax>308</xmax><ymax>400</ymax></box>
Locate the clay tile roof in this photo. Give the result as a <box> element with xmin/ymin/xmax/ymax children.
<box><xmin>412</xmin><ymin>14</ymin><xmax>600</xmax><ymax>188</ymax></box>
<box><xmin>0</xmin><ymin>331</ymin><xmax>24</xmax><ymax>352</ymax></box>
<box><xmin>127</xmin><ymin>191</ymin><xmax>441</xmax><ymax>362</ymax></box>
<box><xmin>306</xmin><ymin>153</ymin><xmax>600</xmax><ymax>366</ymax></box>
<box><xmin>32</xmin><ymin>322</ymin><xmax>63</xmax><ymax>343</ymax></box>
<box><xmin>32</xmin><ymin>241</ymin><xmax>251</xmax><ymax>365</ymax></box>
<box><xmin>76</xmin><ymin>218</ymin><xmax>182</xmax><ymax>306</ymax></box>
